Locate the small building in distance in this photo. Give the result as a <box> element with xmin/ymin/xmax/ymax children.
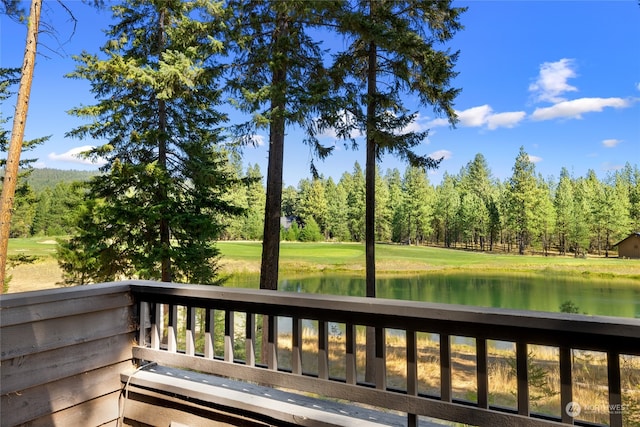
<box><xmin>613</xmin><ymin>232</ymin><xmax>640</xmax><ymax>259</ymax></box>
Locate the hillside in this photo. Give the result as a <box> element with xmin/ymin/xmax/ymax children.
<box><xmin>21</xmin><ymin>168</ymin><xmax>99</xmax><ymax>193</ymax></box>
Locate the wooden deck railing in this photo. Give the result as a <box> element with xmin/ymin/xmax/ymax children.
<box><xmin>128</xmin><ymin>281</ymin><xmax>640</xmax><ymax>427</ymax></box>
<box><xmin>2</xmin><ymin>281</ymin><xmax>639</xmax><ymax>426</ymax></box>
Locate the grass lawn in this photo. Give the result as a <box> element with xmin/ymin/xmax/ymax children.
<box><xmin>216</xmin><ymin>241</ymin><xmax>640</xmax><ymax>281</ymax></box>
<box><xmin>5</xmin><ymin>239</ymin><xmax>640</xmax><ymax>293</ymax></box>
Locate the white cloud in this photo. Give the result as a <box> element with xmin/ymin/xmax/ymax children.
<box><xmin>457</xmin><ymin>105</ymin><xmax>493</xmax><ymax>127</ymax></box>
<box><xmin>428</xmin><ymin>149</ymin><xmax>452</xmax><ymax>161</ymax></box>
<box><xmin>529</xmin><ymin>58</ymin><xmax>578</xmax><ymax>103</ymax></box>
<box><xmin>528</xmin><ymin>155</ymin><xmax>543</xmax><ymax>163</ymax></box>
<box><xmin>428</xmin><ymin>105</ymin><xmax>525</xmax><ymax>130</ymax></box>
<box><xmin>531</xmin><ymin>97</ymin><xmax>631</xmax><ymax>121</ymax></box>
<box><xmin>48</xmin><ymin>145</ymin><xmax>106</xmax><ymax>165</ymax></box>
<box><xmin>636</xmin><ymin>82</ymin><xmax>640</xmax><ymax>91</ymax></box>
<box><xmin>426</xmin><ymin>117</ymin><xmax>450</xmax><ymax>128</ymax></box>
<box><xmin>486</xmin><ymin>111</ymin><xmax>527</xmax><ymax>130</ymax></box>
<box><xmin>602</xmin><ymin>139</ymin><xmax>621</xmax><ymax>148</ymax></box>
<box><xmin>250</xmin><ymin>134</ymin><xmax>265</xmax><ymax>146</ymax></box>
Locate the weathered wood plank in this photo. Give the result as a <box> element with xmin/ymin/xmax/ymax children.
<box><xmin>131</xmin><ymin>348</ymin><xmax>565</xmax><ymax>427</ymax></box>
<box><xmin>517</xmin><ymin>341</ymin><xmax>530</xmax><ymax>416</ymax></box>
<box><xmin>1</xmin><ymin>305</ymin><xmax>135</xmax><ymax>361</ymax></box>
<box><xmin>0</xmin><ymin>291</ymin><xmax>133</xmax><ymax>327</ymax></box>
<box><xmin>0</xmin><ymin>282</ymin><xmax>130</xmax><ymax>311</ymax></box>
<box><xmin>1</xmin><ymin>332</ymin><xmax>134</xmax><ymax>395</ymax></box>
<box><xmin>24</xmin><ymin>391</ymin><xmax>120</xmax><ymax>427</ymax></box>
<box><xmin>122</xmin><ymin>391</ymin><xmax>270</xmax><ymax>427</ymax></box>
<box><xmin>123</xmin><ymin>366</ymin><xmax>402</xmax><ymax>427</ymax></box>
<box><xmin>559</xmin><ymin>346</ymin><xmax>573</xmax><ymax>424</ymax></box>
<box><xmin>1</xmin><ymin>361</ymin><xmax>130</xmax><ymax>426</ymax></box>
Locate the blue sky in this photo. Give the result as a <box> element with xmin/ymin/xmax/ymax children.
<box><xmin>1</xmin><ymin>1</ymin><xmax>639</xmax><ymax>186</ymax></box>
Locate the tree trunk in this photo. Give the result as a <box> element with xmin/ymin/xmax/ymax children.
<box><xmin>259</xmin><ymin>14</ymin><xmax>288</xmax><ymax>292</ymax></box>
<box><xmin>0</xmin><ymin>0</ymin><xmax>41</xmax><ymax>292</ymax></box>
<box><xmin>364</xmin><ymin>20</ymin><xmax>377</xmax><ymax>383</ymax></box>
<box><xmin>157</xmin><ymin>8</ymin><xmax>171</xmax><ymax>282</ymax></box>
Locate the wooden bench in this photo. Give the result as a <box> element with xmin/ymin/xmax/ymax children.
<box><xmin>119</xmin><ymin>364</ymin><xmax>420</xmax><ymax>426</ymax></box>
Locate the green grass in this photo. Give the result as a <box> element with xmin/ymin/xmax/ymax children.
<box><xmin>217</xmin><ymin>241</ymin><xmax>640</xmax><ymax>281</ymax></box>
<box><xmin>8</xmin><ymin>238</ymin><xmax>640</xmax><ymax>281</ymax></box>
<box><xmin>7</xmin><ymin>237</ymin><xmax>60</xmax><ymax>258</ymax></box>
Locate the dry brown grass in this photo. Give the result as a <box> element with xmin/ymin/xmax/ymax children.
<box><xmin>6</xmin><ymin>258</ymin><xmax>65</xmax><ymax>293</ymax></box>
<box><xmin>273</xmin><ymin>329</ymin><xmax>640</xmax><ymax>425</ymax></box>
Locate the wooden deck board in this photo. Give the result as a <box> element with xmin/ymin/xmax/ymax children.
<box><xmin>120</xmin><ymin>365</ymin><xmax>449</xmax><ymax>427</ymax></box>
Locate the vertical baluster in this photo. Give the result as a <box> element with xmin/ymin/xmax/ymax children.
<box><xmin>477</xmin><ymin>338</ymin><xmax>489</xmax><ymax>409</ymax></box>
<box><xmin>168</xmin><ymin>304</ymin><xmax>178</xmax><ymax>353</ymax></box>
<box><xmin>318</xmin><ymin>320</ymin><xmax>329</xmax><ymax>380</ymax></box>
<box><xmin>138</xmin><ymin>302</ymin><xmax>149</xmax><ymax>347</ymax></box>
<box><xmin>440</xmin><ymin>334</ymin><xmax>451</xmax><ymax>402</ymax></box>
<box><xmin>559</xmin><ymin>346</ymin><xmax>573</xmax><ymax>424</ymax></box>
<box><xmin>407</xmin><ymin>329</ymin><xmax>418</xmax><ymax>427</ymax></box>
<box><xmin>516</xmin><ymin>341</ymin><xmax>529</xmax><ymax>416</ymax></box>
<box><xmin>267</xmin><ymin>315</ymin><xmax>278</xmax><ymax>370</ymax></box>
<box><xmin>204</xmin><ymin>308</ymin><xmax>215</xmax><ymax>359</ymax></box>
<box><xmin>150</xmin><ymin>302</ymin><xmax>160</xmax><ymax>350</ymax></box>
<box><xmin>245</xmin><ymin>312</ymin><xmax>256</xmax><ymax>366</ymax></box>
<box><xmin>224</xmin><ymin>310</ymin><xmax>234</xmax><ymax>362</ymax></box>
<box><xmin>375</xmin><ymin>327</ymin><xmax>386</xmax><ymax>390</ymax></box>
<box><xmin>186</xmin><ymin>306</ymin><xmax>196</xmax><ymax>356</ymax></box>
<box><xmin>608</xmin><ymin>351</ymin><xmax>622</xmax><ymax>427</ymax></box>
<box><xmin>346</xmin><ymin>323</ymin><xmax>356</xmax><ymax>385</ymax></box>
<box><xmin>292</xmin><ymin>317</ymin><xmax>302</xmax><ymax>375</ymax></box>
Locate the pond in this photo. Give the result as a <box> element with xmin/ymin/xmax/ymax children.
<box><xmin>225</xmin><ymin>272</ymin><xmax>640</xmax><ymax>319</ymax></box>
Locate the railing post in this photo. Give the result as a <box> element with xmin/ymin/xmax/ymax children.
<box><xmin>476</xmin><ymin>338</ymin><xmax>489</xmax><ymax>409</ymax></box>
<box><xmin>150</xmin><ymin>302</ymin><xmax>160</xmax><ymax>350</ymax></box>
<box><xmin>186</xmin><ymin>306</ymin><xmax>196</xmax><ymax>356</ymax></box>
<box><xmin>292</xmin><ymin>317</ymin><xmax>302</xmax><ymax>375</ymax></box>
<box><xmin>608</xmin><ymin>351</ymin><xmax>622</xmax><ymax>427</ymax></box>
<box><xmin>245</xmin><ymin>312</ymin><xmax>256</xmax><ymax>366</ymax></box>
<box><xmin>440</xmin><ymin>334</ymin><xmax>451</xmax><ymax>402</ymax></box>
<box><xmin>375</xmin><ymin>327</ymin><xmax>386</xmax><ymax>390</ymax></box>
<box><xmin>560</xmin><ymin>346</ymin><xmax>574</xmax><ymax>424</ymax></box>
<box><xmin>168</xmin><ymin>304</ymin><xmax>178</xmax><ymax>353</ymax></box>
<box><xmin>516</xmin><ymin>341</ymin><xmax>529</xmax><ymax>416</ymax></box>
<box><xmin>319</xmin><ymin>320</ymin><xmax>329</xmax><ymax>380</ymax></box>
<box><xmin>267</xmin><ymin>315</ymin><xmax>277</xmax><ymax>370</ymax></box>
<box><xmin>224</xmin><ymin>310</ymin><xmax>234</xmax><ymax>362</ymax></box>
<box><xmin>138</xmin><ymin>301</ymin><xmax>149</xmax><ymax>347</ymax></box>
<box><xmin>407</xmin><ymin>329</ymin><xmax>418</xmax><ymax>427</ymax></box>
<box><xmin>346</xmin><ymin>323</ymin><xmax>356</xmax><ymax>385</ymax></box>
<box><xmin>204</xmin><ymin>308</ymin><xmax>215</xmax><ymax>359</ymax></box>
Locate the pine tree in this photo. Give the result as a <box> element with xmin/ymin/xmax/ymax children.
<box><xmin>225</xmin><ymin>1</ymin><xmax>337</xmax><ymax>291</ymax></box>
<box><xmin>325</xmin><ymin>177</ymin><xmax>350</xmax><ymax>241</ymax></box>
<box><xmin>554</xmin><ymin>168</ymin><xmax>573</xmax><ymax>255</ymax></box>
<box><xmin>328</xmin><ymin>0</ymin><xmax>464</xmax><ymax>299</ymax></box>
<box><xmin>505</xmin><ymin>147</ymin><xmax>539</xmax><ymax>255</ymax></box>
<box><xmin>59</xmin><ymin>0</ymin><xmax>241</xmax><ymax>284</ymax></box>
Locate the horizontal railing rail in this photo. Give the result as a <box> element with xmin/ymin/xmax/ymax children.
<box><xmin>128</xmin><ymin>281</ymin><xmax>640</xmax><ymax>427</ymax></box>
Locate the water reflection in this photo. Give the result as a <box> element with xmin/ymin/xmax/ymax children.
<box><xmin>227</xmin><ymin>273</ymin><xmax>640</xmax><ymax>318</ymax></box>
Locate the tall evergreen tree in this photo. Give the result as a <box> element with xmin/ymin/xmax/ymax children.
<box><xmin>226</xmin><ymin>1</ymin><xmax>337</xmax><ymax>291</ymax></box>
<box><xmin>505</xmin><ymin>147</ymin><xmax>539</xmax><ymax>255</ymax></box>
<box><xmin>554</xmin><ymin>168</ymin><xmax>573</xmax><ymax>255</ymax></box>
<box><xmin>325</xmin><ymin>177</ymin><xmax>350</xmax><ymax>241</ymax></box>
<box><xmin>59</xmin><ymin>0</ymin><xmax>241</xmax><ymax>284</ymax></box>
<box><xmin>328</xmin><ymin>0</ymin><xmax>464</xmax><ymax>299</ymax></box>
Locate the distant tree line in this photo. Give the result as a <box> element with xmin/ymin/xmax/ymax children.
<box><xmin>7</xmin><ymin>147</ymin><xmax>639</xmax><ymax>258</ymax></box>
<box><xmin>223</xmin><ymin>148</ymin><xmax>639</xmax><ymax>257</ymax></box>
